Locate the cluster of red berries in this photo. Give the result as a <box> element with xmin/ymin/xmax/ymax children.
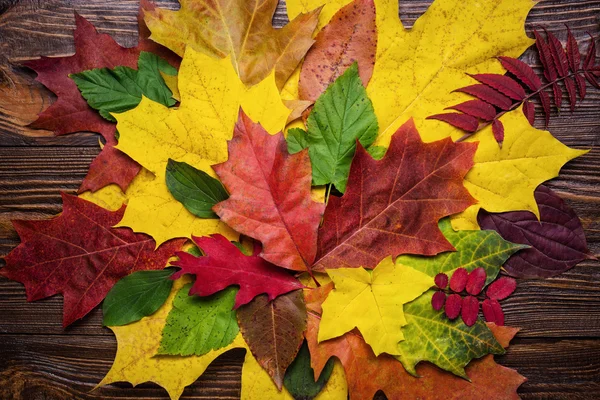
<box><xmin>431</xmin><ymin>267</ymin><xmax>517</xmax><ymax>326</ymax></box>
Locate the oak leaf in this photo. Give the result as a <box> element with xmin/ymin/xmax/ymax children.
<box><xmin>319</xmin><ymin>257</ymin><xmax>433</xmax><ymax>356</ymax></box>
<box><xmin>144</xmin><ymin>0</ymin><xmax>320</xmax><ymax>88</ymax></box>
<box><xmin>305</xmin><ymin>284</ymin><xmax>526</xmax><ymax>400</ymax></box>
<box><xmin>314</xmin><ymin>119</ymin><xmax>477</xmax><ymax>271</ymax></box>
<box><xmin>213</xmin><ymin>111</ymin><xmax>325</xmax><ymax>272</ymax></box>
<box><xmin>0</xmin><ymin>193</ymin><xmax>184</xmax><ymax>327</ymax></box>
<box><xmin>171</xmin><ymin>234</ymin><xmax>304</xmax><ymax>308</ymax></box>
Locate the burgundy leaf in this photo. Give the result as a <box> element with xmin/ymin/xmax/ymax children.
<box><xmin>522</xmin><ymin>101</ymin><xmax>535</xmax><ymax>125</ymax></box>
<box><xmin>575</xmin><ymin>74</ymin><xmax>587</xmax><ymax>100</ymax></box>
<box><xmin>449</xmin><ymin>268</ymin><xmax>468</xmax><ymax>293</ymax></box>
<box><xmin>461</xmin><ymin>296</ymin><xmax>479</xmax><ymax>327</ymax></box>
<box><xmin>565</xmin><ymin>27</ymin><xmax>581</xmax><ymax>73</ymax></box>
<box><xmin>538</xmin><ymin>90</ymin><xmax>551</xmax><ymax>127</ymax></box>
<box><xmin>486</xmin><ymin>277</ymin><xmax>517</xmax><ymax>301</ymax></box>
<box><xmin>564</xmin><ymin>77</ymin><xmax>577</xmax><ymax>111</ymax></box>
<box><xmin>534</xmin><ymin>30</ymin><xmax>558</xmax><ymax>81</ymax></box>
<box><xmin>478</xmin><ymin>185</ymin><xmax>592</xmax><ymax>278</ymax></box>
<box><xmin>445</xmin><ymin>294</ymin><xmax>462</xmax><ymax>320</ymax></box>
<box><xmin>446</xmin><ymin>100</ymin><xmax>497</xmax><ymax>121</ymax></box>
<box><xmin>434</xmin><ymin>273</ymin><xmax>449</xmax><ymax>289</ymax></box>
<box><xmin>498</xmin><ymin>56</ymin><xmax>542</xmax><ymax>91</ymax></box>
<box><xmin>482</xmin><ymin>299</ymin><xmax>505</xmax><ymax>326</ymax></box>
<box><xmin>585</xmin><ymin>71</ymin><xmax>600</xmax><ymax>89</ymax></box>
<box><xmin>552</xmin><ymin>83</ymin><xmax>563</xmax><ymax>109</ymax></box>
<box><xmin>466</xmin><ymin>267</ymin><xmax>487</xmax><ymax>296</ymax></box>
<box><xmin>432</xmin><ymin>291</ymin><xmax>446</xmax><ymax>311</ymax></box>
<box><xmin>491</xmin><ymin>120</ymin><xmax>504</xmax><ymax>147</ymax></box>
<box><xmin>454</xmin><ymin>84</ymin><xmax>512</xmax><ymax>110</ymax></box>
<box><xmin>427</xmin><ymin>113</ymin><xmax>478</xmax><ymax>132</ymax></box>
<box><xmin>469</xmin><ymin>74</ymin><xmax>526</xmax><ymax>101</ymax></box>
<box><xmin>584</xmin><ymin>33</ymin><xmax>596</xmax><ymax>70</ymax></box>
<box><xmin>545</xmin><ymin>29</ymin><xmax>569</xmax><ymax>78</ymax></box>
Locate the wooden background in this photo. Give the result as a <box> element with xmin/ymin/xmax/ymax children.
<box><xmin>0</xmin><ymin>0</ymin><xmax>599</xmax><ymax>398</ymax></box>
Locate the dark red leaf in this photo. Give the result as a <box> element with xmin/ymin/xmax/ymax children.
<box><xmin>446</xmin><ymin>100</ymin><xmax>497</xmax><ymax>121</ymax></box>
<box><xmin>78</xmin><ymin>142</ymin><xmax>141</xmax><ymax>193</ymax></box>
<box><xmin>454</xmin><ymin>84</ymin><xmax>513</xmax><ymax>110</ymax></box>
<box><xmin>552</xmin><ymin>83</ymin><xmax>563</xmax><ymax>109</ymax></box>
<box><xmin>498</xmin><ymin>56</ymin><xmax>542</xmax><ymax>91</ymax></box>
<box><xmin>486</xmin><ymin>277</ymin><xmax>517</xmax><ymax>301</ymax></box>
<box><xmin>469</xmin><ymin>74</ymin><xmax>526</xmax><ymax>101</ymax></box>
<box><xmin>478</xmin><ymin>185</ymin><xmax>592</xmax><ymax>278</ymax></box>
<box><xmin>584</xmin><ymin>33</ymin><xmax>596</xmax><ymax>70</ymax></box>
<box><xmin>482</xmin><ymin>299</ymin><xmax>505</xmax><ymax>326</ymax></box>
<box><xmin>427</xmin><ymin>113</ymin><xmax>478</xmax><ymax>132</ymax></box>
<box><xmin>565</xmin><ymin>26</ymin><xmax>581</xmax><ymax>73</ymax></box>
<box><xmin>585</xmin><ymin>71</ymin><xmax>600</xmax><ymax>89</ymax></box>
<box><xmin>445</xmin><ymin>294</ymin><xmax>462</xmax><ymax>320</ymax></box>
<box><xmin>575</xmin><ymin>74</ymin><xmax>587</xmax><ymax>100</ymax></box>
<box><xmin>538</xmin><ymin>90</ymin><xmax>551</xmax><ymax>127</ymax></box>
<box><xmin>564</xmin><ymin>77</ymin><xmax>577</xmax><ymax>111</ymax></box>
<box><xmin>431</xmin><ymin>291</ymin><xmax>446</xmax><ymax>311</ymax></box>
<box><xmin>466</xmin><ymin>267</ymin><xmax>487</xmax><ymax>296</ymax></box>
<box><xmin>461</xmin><ymin>296</ymin><xmax>479</xmax><ymax>327</ymax></box>
<box><xmin>522</xmin><ymin>101</ymin><xmax>535</xmax><ymax>125</ymax></box>
<box><xmin>534</xmin><ymin>30</ymin><xmax>558</xmax><ymax>81</ymax></box>
<box><xmin>449</xmin><ymin>268</ymin><xmax>468</xmax><ymax>293</ymax></box>
<box><xmin>434</xmin><ymin>273</ymin><xmax>449</xmax><ymax>289</ymax></box>
<box><xmin>545</xmin><ymin>29</ymin><xmax>569</xmax><ymax>78</ymax></box>
<box><xmin>171</xmin><ymin>235</ymin><xmax>304</xmax><ymax>308</ymax></box>
<box><xmin>491</xmin><ymin>120</ymin><xmax>504</xmax><ymax>147</ymax></box>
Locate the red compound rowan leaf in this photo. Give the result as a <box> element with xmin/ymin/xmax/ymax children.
<box><xmin>434</xmin><ymin>273</ymin><xmax>449</xmax><ymax>289</ymax></box>
<box><xmin>431</xmin><ymin>291</ymin><xmax>446</xmax><ymax>311</ymax></box>
<box><xmin>445</xmin><ymin>294</ymin><xmax>462</xmax><ymax>320</ymax></box>
<box><xmin>486</xmin><ymin>277</ymin><xmax>517</xmax><ymax>301</ymax></box>
<box><xmin>482</xmin><ymin>299</ymin><xmax>505</xmax><ymax>326</ymax></box>
<box><xmin>469</xmin><ymin>74</ymin><xmax>526</xmax><ymax>101</ymax></box>
<box><xmin>498</xmin><ymin>56</ymin><xmax>541</xmax><ymax>91</ymax></box>
<box><xmin>171</xmin><ymin>235</ymin><xmax>303</xmax><ymax>308</ymax></box>
<box><xmin>491</xmin><ymin>120</ymin><xmax>505</xmax><ymax>147</ymax></box>
<box><xmin>454</xmin><ymin>84</ymin><xmax>512</xmax><ymax>110</ymax></box>
<box><xmin>427</xmin><ymin>113</ymin><xmax>478</xmax><ymax>132</ymax></box>
<box><xmin>466</xmin><ymin>267</ymin><xmax>487</xmax><ymax>296</ymax></box>
<box><xmin>314</xmin><ymin>119</ymin><xmax>476</xmax><ymax>271</ymax></box>
<box><xmin>449</xmin><ymin>268</ymin><xmax>468</xmax><ymax>293</ymax></box>
<box><xmin>461</xmin><ymin>296</ymin><xmax>480</xmax><ymax>327</ymax></box>
<box><xmin>0</xmin><ymin>194</ymin><xmax>184</xmax><ymax>327</ymax></box>
<box><xmin>522</xmin><ymin>100</ymin><xmax>536</xmax><ymax>125</ymax></box>
<box><xmin>446</xmin><ymin>100</ymin><xmax>496</xmax><ymax>121</ymax></box>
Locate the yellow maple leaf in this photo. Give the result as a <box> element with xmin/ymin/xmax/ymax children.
<box><xmin>109</xmin><ymin>48</ymin><xmax>289</xmax><ymax>244</ymax></box>
<box><xmin>97</xmin><ymin>277</ymin><xmax>347</xmax><ymax>400</ymax></box>
<box><xmin>319</xmin><ymin>257</ymin><xmax>433</xmax><ymax>356</ymax></box>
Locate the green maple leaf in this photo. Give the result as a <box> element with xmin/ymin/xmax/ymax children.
<box><xmin>287</xmin><ymin>63</ymin><xmax>378</xmax><ymax>193</ymax></box>
<box><xmin>158</xmin><ymin>283</ymin><xmax>239</xmax><ymax>356</ymax></box>
<box><xmin>71</xmin><ymin>51</ymin><xmax>177</xmax><ymax>121</ymax></box>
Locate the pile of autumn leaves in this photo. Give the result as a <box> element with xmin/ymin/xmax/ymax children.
<box><xmin>1</xmin><ymin>0</ymin><xmax>596</xmax><ymax>399</ymax></box>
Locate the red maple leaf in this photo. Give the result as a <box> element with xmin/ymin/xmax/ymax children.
<box><xmin>314</xmin><ymin>119</ymin><xmax>477</xmax><ymax>271</ymax></box>
<box><xmin>305</xmin><ymin>284</ymin><xmax>525</xmax><ymax>400</ymax></box>
<box><xmin>0</xmin><ymin>193</ymin><xmax>185</xmax><ymax>327</ymax></box>
<box><xmin>171</xmin><ymin>234</ymin><xmax>304</xmax><ymax>308</ymax></box>
<box><xmin>213</xmin><ymin>111</ymin><xmax>325</xmax><ymax>272</ymax></box>
<box><xmin>25</xmin><ymin>3</ymin><xmax>179</xmax><ymax>193</ymax></box>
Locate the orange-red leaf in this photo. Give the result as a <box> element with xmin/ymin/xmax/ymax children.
<box><xmin>314</xmin><ymin>119</ymin><xmax>476</xmax><ymax>271</ymax></box>
<box><xmin>299</xmin><ymin>0</ymin><xmax>377</xmax><ymax>101</ymax></box>
<box><xmin>0</xmin><ymin>194</ymin><xmax>184</xmax><ymax>327</ymax></box>
<box><xmin>213</xmin><ymin>111</ymin><xmax>325</xmax><ymax>272</ymax></box>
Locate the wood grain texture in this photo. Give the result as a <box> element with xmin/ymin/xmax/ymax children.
<box><xmin>0</xmin><ymin>0</ymin><xmax>599</xmax><ymax>399</ymax></box>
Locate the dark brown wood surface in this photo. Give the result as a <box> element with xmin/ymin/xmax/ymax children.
<box><xmin>0</xmin><ymin>0</ymin><xmax>599</xmax><ymax>398</ymax></box>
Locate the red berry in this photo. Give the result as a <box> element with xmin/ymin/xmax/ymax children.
<box><xmin>482</xmin><ymin>299</ymin><xmax>505</xmax><ymax>326</ymax></box>
<box><xmin>461</xmin><ymin>296</ymin><xmax>479</xmax><ymax>326</ymax></box>
<box><xmin>431</xmin><ymin>291</ymin><xmax>446</xmax><ymax>311</ymax></box>
<box><xmin>449</xmin><ymin>268</ymin><xmax>468</xmax><ymax>292</ymax></box>
<box><xmin>466</xmin><ymin>267</ymin><xmax>487</xmax><ymax>295</ymax></box>
<box><xmin>445</xmin><ymin>294</ymin><xmax>462</xmax><ymax>319</ymax></box>
<box><xmin>434</xmin><ymin>273</ymin><xmax>449</xmax><ymax>289</ymax></box>
<box><xmin>486</xmin><ymin>277</ymin><xmax>517</xmax><ymax>300</ymax></box>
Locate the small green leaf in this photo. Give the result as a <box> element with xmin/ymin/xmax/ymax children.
<box><xmin>71</xmin><ymin>51</ymin><xmax>177</xmax><ymax>122</ymax></box>
<box><xmin>366</xmin><ymin>145</ymin><xmax>386</xmax><ymax>160</ymax></box>
<box><xmin>287</xmin><ymin>128</ymin><xmax>309</xmax><ymax>154</ymax></box>
<box><xmin>165</xmin><ymin>159</ymin><xmax>229</xmax><ymax>218</ymax></box>
<box><xmin>305</xmin><ymin>62</ymin><xmax>379</xmax><ymax>193</ymax></box>
<box><xmin>284</xmin><ymin>341</ymin><xmax>334</xmax><ymax>400</ymax></box>
<box><xmin>102</xmin><ymin>269</ymin><xmax>175</xmax><ymax>326</ymax></box>
<box><xmin>158</xmin><ymin>284</ymin><xmax>239</xmax><ymax>356</ymax></box>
